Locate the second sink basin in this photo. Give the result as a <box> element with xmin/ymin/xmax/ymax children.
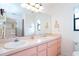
<box><xmin>4</xmin><ymin>40</ymin><xmax>28</xmax><ymax>49</ymax></box>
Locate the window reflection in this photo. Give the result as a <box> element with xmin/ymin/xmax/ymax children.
<box><xmin>74</xmin><ymin>8</ymin><xmax>79</xmax><ymax>31</ymax></box>
<box><xmin>28</xmin><ymin>23</ymin><xmax>35</xmax><ymax>35</ymax></box>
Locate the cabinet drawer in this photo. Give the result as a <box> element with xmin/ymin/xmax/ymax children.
<box><xmin>57</xmin><ymin>39</ymin><xmax>61</xmax><ymax>48</ymax></box>
<box><xmin>38</xmin><ymin>43</ymin><xmax>47</xmax><ymax>52</ymax></box>
<box><xmin>10</xmin><ymin>47</ymin><xmax>37</xmax><ymax>56</ymax></box>
<box><xmin>48</xmin><ymin>40</ymin><xmax>58</xmax><ymax>47</ymax></box>
<box><xmin>57</xmin><ymin>48</ymin><xmax>61</xmax><ymax>55</ymax></box>
<box><xmin>38</xmin><ymin>50</ymin><xmax>47</xmax><ymax>56</ymax></box>
<box><xmin>57</xmin><ymin>39</ymin><xmax>61</xmax><ymax>43</ymax></box>
<box><xmin>57</xmin><ymin>42</ymin><xmax>61</xmax><ymax>48</ymax></box>
<box><xmin>48</xmin><ymin>44</ymin><xmax>57</xmax><ymax>56</ymax></box>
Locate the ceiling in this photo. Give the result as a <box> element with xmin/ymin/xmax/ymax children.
<box><xmin>1</xmin><ymin>3</ymin><xmax>79</xmax><ymax>16</ymax></box>
<box><xmin>0</xmin><ymin>3</ymin><xmax>22</xmax><ymax>14</ymax></box>
<box><xmin>0</xmin><ymin>3</ymin><xmax>55</xmax><ymax>15</ymax></box>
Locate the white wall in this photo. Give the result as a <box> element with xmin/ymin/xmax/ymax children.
<box><xmin>50</xmin><ymin>3</ymin><xmax>79</xmax><ymax>56</ymax></box>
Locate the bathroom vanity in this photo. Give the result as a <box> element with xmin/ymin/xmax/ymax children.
<box><xmin>0</xmin><ymin>4</ymin><xmax>61</xmax><ymax>56</ymax></box>
<box><xmin>0</xmin><ymin>34</ymin><xmax>61</xmax><ymax>56</ymax></box>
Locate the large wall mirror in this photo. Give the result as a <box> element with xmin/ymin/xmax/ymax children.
<box><xmin>0</xmin><ymin>3</ymin><xmax>52</xmax><ymax>39</ymax></box>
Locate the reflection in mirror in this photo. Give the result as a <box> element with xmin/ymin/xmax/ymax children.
<box><xmin>24</xmin><ymin>12</ymin><xmax>51</xmax><ymax>36</ymax></box>
<box><xmin>28</xmin><ymin>23</ymin><xmax>35</xmax><ymax>35</ymax></box>
<box><xmin>0</xmin><ymin>3</ymin><xmax>51</xmax><ymax>39</ymax></box>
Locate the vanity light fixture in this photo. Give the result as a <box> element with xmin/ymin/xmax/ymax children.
<box><xmin>21</xmin><ymin>3</ymin><xmax>44</xmax><ymax>12</ymax></box>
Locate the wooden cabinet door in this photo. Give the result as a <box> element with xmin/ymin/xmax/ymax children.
<box><xmin>38</xmin><ymin>50</ymin><xmax>47</xmax><ymax>56</ymax></box>
<box><xmin>10</xmin><ymin>47</ymin><xmax>37</xmax><ymax>56</ymax></box>
<box><xmin>57</xmin><ymin>39</ymin><xmax>61</xmax><ymax>55</ymax></box>
<box><xmin>48</xmin><ymin>40</ymin><xmax>58</xmax><ymax>56</ymax></box>
<box><xmin>57</xmin><ymin>39</ymin><xmax>61</xmax><ymax>48</ymax></box>
<box><xmin>38</xmin><ymin>44</ymin><xmax>47</xmax><ymax>56</ymax></box>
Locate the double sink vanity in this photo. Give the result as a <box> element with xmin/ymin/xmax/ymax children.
<box><xmin>0</xmin><ymin>4</ymin><xmax>61</xmax><ymax>56</ymax></box>
<box><xmin>0</xmin><ymin>34</ymin><xmax>61</xmax><ymax>56</ymax></box>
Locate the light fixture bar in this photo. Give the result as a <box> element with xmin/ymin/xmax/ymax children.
<box><xmin>21</xmin><ymin>3</ymin><xmax>43</xmax><ymax>12</ymax></box>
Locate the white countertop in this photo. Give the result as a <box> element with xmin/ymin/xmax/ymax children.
<box><xmin>0</xmin><ymin>35</ymin><xmax>61</xmax><ymax>56</ymax></box>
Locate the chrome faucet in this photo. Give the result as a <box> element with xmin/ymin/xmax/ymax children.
<box><xmin>31</xmin><ymin>34</ymin><xmax>35</xmax><ymax>39</ymax></box>
<box><xmin>14</xmin><ymin>38</ymin><xmax>19</xmax><ymax>42</ymax></box>
<box><xmin>31</xmin><ymin>35</ymin><xmax>34</xmax><ymax>39</ymax></box>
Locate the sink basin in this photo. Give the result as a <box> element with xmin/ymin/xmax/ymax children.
<box><xmin>4</xmin><ymin>40</ymin><xmax>27</xmax><ymax>49</ymax></box>
<box><xmin>0</xmin><ymin>48</ymin><xmax>8</xmax><ymax>54</ymax></box>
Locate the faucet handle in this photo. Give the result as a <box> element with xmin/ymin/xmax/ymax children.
<box><xmin>14</xmin><ymin>37</ymin><xmax>19</xmax><ymax>42</ymax></box>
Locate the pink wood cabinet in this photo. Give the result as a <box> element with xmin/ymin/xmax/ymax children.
<box><xmin>37</xmin><ymin>44</ymin><xmax>47</xmax><ymax>56</ymax></box>
<box><xmin>48</xmin><ymin>40</ymin><xmax>58</xmax><ymax>56</ymax></box>
<box><xmin>10</xmin><ymin>47</ymin><xmax>37</xmax><ymax>56</ymax></box>
<box><xmin>38</xmin><ymin>50</ymin><xmax>47</xmax><ymax>56</ymax></box>
<box><xmin>57</xmin><ymin>38</ymin><xmax>61</xmax><ymax>55</ymax></box>
<box><xmin>9</xmin><ymin>37</ymin><xmax>61</xmax><ymax>56</ymax></box>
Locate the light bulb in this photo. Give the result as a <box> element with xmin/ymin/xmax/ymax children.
<box><xmin>40</xmin><ymin>6</ymin><xmax>44</xmax><ymax>10</ymax></box>
<box><xmin>31</xmin><ymin>7</ymin><xmax>35</xmax><ymax>11</ymax></box>
<box><xmin>26</xmin><ymin>5</ymin><xmax>31</xmax><ymax>10</ymax></box>
<box><xmin>30</xmin><ymin>3</ymin><xmax>35</xmax><ymax>6</ymax></box>
<box><xmin>35</xmin><ymin>9</ymin><xmax>39</xmax><ymax>12</ymax></box>
<box><xmin>39</xmin><ymin>6</ymin><xmax>44</xmax><ymax>12</ymax></box>
<box><xmin>35</xmin><ymin>4</ymin><xmax>40</xmax><ymax>8</ymax></box>
<box><xmin>21</xmin><ymin>3</ymin><xmax>26</xmax><ymax>8</ymax></box>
